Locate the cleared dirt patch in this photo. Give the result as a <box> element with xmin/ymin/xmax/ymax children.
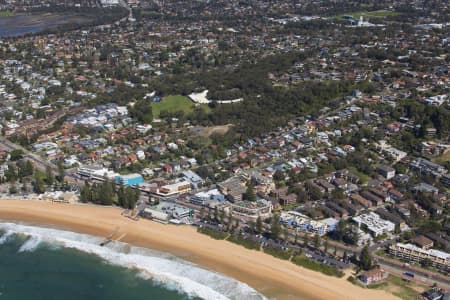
<box><xmin>204</xmin><ymin>124</ymin><xmax>234</xmax><ymax>136</ymax></box>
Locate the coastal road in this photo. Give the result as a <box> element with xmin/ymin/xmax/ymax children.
<box><xmin>368</xmin><ymin>238</ymin><xmax>450</xmax><ymax>289</ymax></box>
<box><xmin>374</xmin><ymin>254</ymin><xmax>450</xmax><ymax>290</ymax></box>
<box><xmin>0</xmin><ymin>136</ymin><xmax>59</xmax><ymax>173</ymax></box>
<box><xmin>379</xmin><ymin>261</ymin><xmax>450</xmax><ymax>290</ymax></box>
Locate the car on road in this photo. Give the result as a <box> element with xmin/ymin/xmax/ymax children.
<box><xmin>403</xmin><ymin>272</ymin><xmax>415</xmax><ymax>278</ymax></box>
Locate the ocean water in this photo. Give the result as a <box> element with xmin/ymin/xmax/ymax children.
<box><xmin>0</xmin><ymin>222</ymin><xmax>267</xmax><ymax>300</ymax></box>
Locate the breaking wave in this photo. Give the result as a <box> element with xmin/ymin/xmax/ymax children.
<box><xmin>0</xmin><ymin>230</ymin><xmax>13</xmax><ymax>244</ymax></box>
<box><xmin>0</xmin><ymin>222</ymin><xmax>266</xmax><ymax>300</ymax></box>
<box><xmin>18</xmin><ymin>235</ymin><xmax>42</xmax><ymax>252</ymax></box>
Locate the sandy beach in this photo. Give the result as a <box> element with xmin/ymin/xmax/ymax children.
<box><xmin>0</xmin><ymin>199</ymin><xmax>399</xmax><ymax>300</ymax></box>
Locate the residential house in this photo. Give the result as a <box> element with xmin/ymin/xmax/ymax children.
<box><xmin>412</xmin><ymin>235</ymin><xmax>434</xmax><ymax>250</ymax></box>
<box><xmin>376</xmin><ymin>165</ymin><xmax>396</xmax><ymax>180</ymax></box>
<box><xmin>359</xmin><ymin>267</ymin><xmax>388</xmax><ymax>285</ymax></box>
<box><xmin>273</xmin><ymin>187</ymin><xmax>297</xmax><ymax>206</ymax></box>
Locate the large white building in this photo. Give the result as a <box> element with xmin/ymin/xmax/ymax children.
<box><xmin>280</xmin><ymin>211</ymin><xmax>338</xmax><ymax>236</ymax></box>
<box><xmin>100</xmin><ymin>0</ymin><xmax>120</xmax><ymax>6</ymax></box>
<box><xmin>77</xmin><ymin>165</ymin><xmax>119</xmax><ymax>180</ymax></box>
<box><xmin>375</xmin><ymin>140</ymin><xmax>407</xmax><ymax>162</ymax></box>
<box><xmin>389</xmin><ymin>243</ymin><xmax>450</xmax><ymax>271</ymax></box>
<box><xmin>190</xmin><ymin>189</ymin><xmax>225</xmax><ymax>206</ymax></box>
<box><xmin>353</xmin><ymin>212</ymin><xmax>395</xmax><ymax>237</ymax></box>
<box><xmin>142</xmin><ymin>202</ymin><xmax>193</xmax><ymax>224</ymax></box>
<box><xmin>424</xmin><ymin>94</ymin><xmax>447</xmax><ymax>106</ymax></box>
<box><xmin>230</xmin><ymin>199</ymin><xmax>272</xmax><ymax>219</ymax></box>
<box><xmin>156</xmin><ymin>181</ymin><xmax>191</xmax><ymax>196</ymax></box>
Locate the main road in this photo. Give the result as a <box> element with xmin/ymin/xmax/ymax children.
<box><xmin>0</xmin><ymin>136</ymin><xmax>58</xmax><ymax>173</ymax></box>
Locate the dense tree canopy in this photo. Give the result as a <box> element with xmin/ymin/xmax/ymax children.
<box><xmin>129</xmin><ymin>99</ymin><xmax>153</xmax><ymax>124</ymax></box>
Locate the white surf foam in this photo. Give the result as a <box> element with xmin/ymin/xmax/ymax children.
<box><xmin>0</xmin><ymin>222</ymin><xmax>267</xmax><ymax>300</ymax></box>
<box><xmin>0</xmin><ymin>230</ymin><xmax>13</xmax><ymax>244</ymax></box>
<box><xmin>18</xmin><ymin>236</ymin><xmax>42</xmax><ymax>252</ymax></box>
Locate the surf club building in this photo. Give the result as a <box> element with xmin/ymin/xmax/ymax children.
<box><xmin>115</xmin><ymin>174</ymin><xmax>143</xmax><ymax>186</ymax></box>
<box><xmin>156</xmin><ymin>181</ymin><xmax>192</xmax><ymax>196</ymax></box>
<box><xmin>142</xmin><ymin>201</ymin><xmax>193</xmax><ymax>224</ymax></box>
<box><xmin>77</xmin><ymin>165</ymin><xmax>143</xmax><ymax>187</ymax></box>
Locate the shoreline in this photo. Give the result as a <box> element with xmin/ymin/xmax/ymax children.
<box><xmin>0</xmin><ymin>199</ymin><xmax>399</xmax><ymax>300</ymax></box>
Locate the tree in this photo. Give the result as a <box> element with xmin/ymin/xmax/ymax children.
<box><xmin>100</xmin><ymin>179</ymin><xmax>114</xmax><ymax>205</ymax></box>
<box><xmin>343</xmin><ymin>251</ymin><xmax>348</xmax><ymax>261</ymax></box>
<box><xmin>129</xmin><ymin>99</ymin><xmax>153</xmax><ymax>124</ymax></box>
<box><xmin>80</xmin><ymin>183</ymin><xmax>91</xmax><ymax>203</ymax></box>
<box><xmin>332</xmin><ymin>189</ymin><xmax>345</xmax><ymax>200</ymax></box>
<box><xmin>214</xmin><ymin>206</ymin><xmax>219</xmax><ymax>221</ymax></box>
<box><xmin>314</xmin><ymin>234</ymin><xmax>321</xmax><ymax>249</ymax></box>
<box><xmin>22</xmin><ymin>181</ymin><xmax>28</xmax><ymax>193</ymax></box>
<box><xmin>125</xmin><ymin>186</ymin><xmax>136</xmax><ymax>209</ymax></box>
<box><xmin>17</xmin><ymin>160</ymin><xmax>33</xmax><ymax>179</ymax></box>
<box><xmin>270</xmin><ymin>215</ymin><xmax>281</xmax><ymax>240</ymax></box>
<box><xmin>133</xmin><ymin>187</ymin><xmax>140</xmax><ymax>207</ymax></box>
<box><xmin>200</xmin><ymin>207</ymin><xmax>206</xmax><ymax>219</ymax></box>
<box><xmin>9</xmin><ymin>149</ymin><xmax>24</xmax><ymax>161</ymax></box>
<box><xmin>249</xmin><ymin>221</ymin><xmax>256</xmax><ymax>233</ymax></box>
<box><xmin>57</xmin><ymin>160</ymin><xmax>65</xmax><ymax>182</ymax></box>
<box><xmin>324</xmin><ymin>239</ymin><xmax>329</xmax><ymax>253</ymax></box>
<box><xmin>303</xmin><ymin>234</ymin><xmax>309</xmax><ymax>247</ymax></box>
<box><xmin>45</xmin><ymin>166</ymin><xmax>54</xmax><ymax>186</ymax></box>
<box><xmin>34</xmin><ymin>172</ymin><xmax>46</xmax><ymax>194</ymax></box>
<box><xmin>333</xmin><ymin>219</ymin><xmax>346</xmax><ymax>241</ymax></box>
<box><xmin>5</xmin><ymin>163</ymin><xmax>17</xmax><ymax>182</ymax></box>
<box><xmin>227</xmin><ymin>210</ymin><xmax>233</xmax><ymax>226</ymax></box>
<box><xmin>421</xmin><ymin>258</ymin><xmax>432</xmax><ymax>268</ymax></box>
<box><xmin>25</xmin><ymin>160</ymin><xmax>34</xmax><ymax>176</ymax></box>
<box><xmin>117</xmin><ymin>182</ymin><xmax>126</xmax><ymax>207</ymax></box>
<box><xmin>283</xmin><ymin>227</ymin><xmax>289</xmax><ymax>242</ymax></box>
<box><xmin>359</xmin><ymin>245</ymin><xmax>372</xmax><ymax>271</ymax></box>
<box><xmin>244</xmin><ymin>182</ymin><xmax>256</xmax><ymax>201</ymax></box>
<box><xmin>343</xmin><ymin>225</ymin><xmax>359</xmax><ymax>245</ymax></box>
<box><xmin>219</xmin><ymin>208</ymin><xmax>225</xmax><ymax>224</ymax></box>
<box><xmin>256</xmin><ymin>216</ymin><xmax>263</xmax><ymax>233</ymax></box>
<box><xmin>273</xmin><ymin>170</ymin><xmax>285</xmax><ymax>182</ymax></box>
<box><xmin>9</xmin><ymin>183</ymin><xmax>17</xmax><ymax>194</ymax></box>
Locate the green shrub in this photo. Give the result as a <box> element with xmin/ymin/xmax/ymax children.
<box><xmin>263</xmin><ymin>247</ymin><xmax>294</xmax><ymax>260</ymax></box>
<box><xmin>347</xmin><ymin>276</ymin><xmax>357</xmax><ymax>284</ymax></box>
<box><xmin>197</xmin><ymin>227</ymin><xmax>228</xmax><ymax>240</ymax></box>
<box><xmin>227</xmin><ymin>235</ymin><xmax>260</xmax><ymax>250</ymax></box>
<box><xmin>367</xmin><ymin>282</ymin><xmax>388</xmax><ymax>289</ymax></box>
<box><xmin>292</xmin><ymin>255</ymin><xmax>345</xmax><ymax>278</ymax></box>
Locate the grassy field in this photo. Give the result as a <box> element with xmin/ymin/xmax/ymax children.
<box><xmin>0</xmin><ymin>11</ymin><xmax>15</xmax><ymax>17</ymax></box>
<box><xmin>227</xmin><ymin>235</ymin><xmax>261</xmax><ymax>250</ymax></box>
<box><xmin>433</xmin><ymin>149</ymin><xmax>450</xmax><ymax>165</ymax></box>
<box><xmin>139</xmin><ymin>10</ymin><xmax>162</xmax><ymax>18</ymax></box>
<box><xmin>292</xmin><ymin>255</ymin><xmax>345</xmax><ymax>278</ymax></box>
<box><xmin>151</xmin><ymin>95</ymin><xmax>210</xmax><ymax>118</ymax></box>
<box><xmin>337</xmin><ymin>10</ymin><xmax>399</xmax><ymax>19</ymax></box>
<box><xmin>151</xmin><ymin>95</ymin><xmax>195</xmax><ymax>118</ymax></box>
<box><xmin>197</xmin><ymin>227</ymin><xmax>229</xmax><ymax>240</ymax></box>
<box><xmin>347</xmin><ymin>166</ymin><xmax>370</xmax><ymax>183</ymax></box>
<box><xmin>370</xmin><ymin>275</ymin><xmax>423</xmax><ymax>300</ymax></box>
<box><xmin>263</xmin><ymin>247</ymin><xmax>294</xmax><ymax>260</ymax></box>
<box><xmin>348</xmin><ymin>274</ymin><xmax>424</xmax><ymax>300</ymax></box>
